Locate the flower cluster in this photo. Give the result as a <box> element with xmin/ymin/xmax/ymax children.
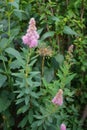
<box><xmin>60</xmin><ymin>123</ymin><xmax>66</xmax><ymax>130</ymax></box>
<box><xmin>52</xmin><ymin>89</ymin><xmax>63</xmax><ymax>106</ymax></box>
<box><xmin>37</xmin><ymin>46</ymin><xmax>53</xmax><ymax>57</ymax></box>
<box><xmin>22</xmin><ymin>18</ymin><xmax>39</xmax><ymax>48</ymax></box>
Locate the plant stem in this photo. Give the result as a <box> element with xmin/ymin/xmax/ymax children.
<box><xmin>1</xmin><ymin>53</ymin><xmax>7</xmax><ymax>73</ymax></box>
<box><xmin>81</xmin><ymin>0</ymin><xmax>84</xmax><ymax>20</ymax></box>
<box><xmin>8</xmin><ymin>15</ymin><xmax>11</xmax><ymax>36</ymax></box>
<box><xmin>57</xmin><ymin>35</ymin><xmax>60</xmax><ymax>52</ymax></box>
<box><xmin>41</xmin><ymin>56</ymin><xmax>45</xmax><ymax>77</ymax></box>
<box><xmin>66</xmin><ymin>0</ymin><xmax>69</xmax><ymax>7</ymax></box>
<box><xmin>25</xmin><ymin>49</ymin><xmax>31</xmax><ymax>77</ymax></box>
<box><xmin>1</xmin><ymin>53</ymin><xmax>13</xmax><ymax>89</ymax></box>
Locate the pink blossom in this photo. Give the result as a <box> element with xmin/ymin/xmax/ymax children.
<box><xmin>29</xmin><ymin>18</ymin><xmax>36</xmax><ymax>25</ymax></box>
<box><xmin>22</xmin><ymin>35</ymin><xmax>29</xmax><ymax>44</ymax></box>
<box><xmin>60</xmin><ymin>123</ymin><xmax>66</xmax><ymax>130</ymax></box>
<box><xmin>29</xmin><ymin>39</ymin><xmax>38</xmax><ymax>48</ymax></box>
<box><xmin>22</xmin><ymin>18</ymin><xmax>39</xmax><ymax>48</ymax></box>
<box><xmin>52</xmin><ymin>89</ymin><xmax>63</xmax><ymax>106</ymax></box>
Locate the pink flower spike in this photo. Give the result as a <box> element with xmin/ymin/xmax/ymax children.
<box><xmin>52</xmin><ymin>89</ymin><xmax>63</xmax><ymax>106</ymax></box>
<box><xmin>22</xmin><ymin>17</ymin><xmax>39</xmax><ymax>48</ymax></box>
<box><xmin>60</xmin><ymin>123</ymin><xmax>66</xmax><ymax>130</ymax></box>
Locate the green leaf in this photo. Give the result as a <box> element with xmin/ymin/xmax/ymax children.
<box><xmin>0</xmin><ymin>38</ymin><xmax>9</xmax><ymax>50</ymax></box>
<box><xmin>5</xmin><ymin>47</ymin><xmax>25</xmax><ymax>66</ymax></box>
<box><xmin>0</xmin><ymin>74</ymin><xmax>7</xmax><ymax>87</ymax></box>
<box><xmin>65</xmin><ymin>88</ymin><xmax>75</xmax><ymax>97</ymax></box>
<box><xmin>47</xmin><ymin>116</ymin><xmax>52</xmax><ymax>123</ymax></box>
<box><xmin>51</xmin><ymin>16</ymin><xmax>60</xmax><ymax>22</ymax></box>
<box><xmin>18</xmin><ymin>116</ymin><xmax>28</xmax><ymax>128</ymax></box>
<box><xmin>65</xmin><ymin>74</ymin><xmax>76</xmax><ymax>85</ymax></box>
<box><xmin>32</xmin><ymin>99</ymin><xmax>39</xmax><ymax>107</ymax></box>
<box><xmin>44</xmin><ymin>67</ymin><xmax>54</xmax><ymax>83</ymax></box>
<box><xmin>5</xmin><ymin>47</ymin><xmax>20</xmax><ymax>58</ymax></box>
<box><xmin>63</xmin><ymin>26</ymin><xmax>78</xmax><ymax>35</ymax></box>
<box><xmin>28</xmin><ymin>110</ymin><xmax>34</xmax><ymax>124</ymax></box>
<box><xmin>33</xmin><ymin>115</ymin><xmax>44</xmax><ymax>120</ymax></box>
<box><xmin>41</xmin><ymin>31</ymin><xmax>55</xmax><ymax>41</ymax></box>
<box><xmin>0</xmin><ymin>55</ymin><xmax>7</xmax><ymax>61</ymax></box>
<box><xmin>37</xmin><ymin>120</ymin><xmax>44</xmax><ymax>126</ymax></box>
<box><xmin>10</xmin><ymin>27</ymin><xmax>20</xmax><ymax>37</ymax></box>
<box><xmin>17</xmin><ymin>105</ymin><xmax>29</xmax><ymax>114</ymax></box>
<box><xmin>30</xmin><ymin>92</ymin><xmax>39</xmax><ymax>98</ymax></box>
<box><xmin>9</xmin><ymin>59</ymin><xmax>21</xmax><ymax>69</ymax></box>
<box><xmin>9</xmin><ymin>0</ymin><xmax>19</xmax><ymax>9</ymax></box>
<box><xmin>31</xmin><ymin>120</ymin><xmax>44</xmax><ymax>127</ymax></box>
<box><xmin>13</xmin><ymin>9</ymin><xmax>23</xmax><ymax>20</ymax></box>
<box><xmin>38</xmin><ymin>28</ymin><xmax>44</xmax><ymax>35</ymax></box>
<box><xmin>25</xmin><ymin>96</ymin><xmax>30</xmax><ymax>105</ymax></box>
<box><xmin>0</xmin><ymin>69</ymin><xmax>4</xmax><ymax>73</ymax></box>
<box><xmin>16</xmin><ymin>98</ymin><xmax>25</xmax><ymax>105</ymax></box>
<box><xmin>55</xmin><ymin>54</ymin><xmax>64</xmax><ymax>65</ymax></box>
<box><xmin>30</xmin><ymin>71</ymin><xmax>40</xmax><ymax>78</ymax></box>
<box><xmin>29</xmin><ymin>59</ymin><xmax>37</xmax><ymax>66</ymax></box>
<box><xmin>0</xmin><ymin>90</ymin><xmax>14</xmax><ymax>112</ymax></box>
<box><xmin>0</xmin><ymin>24</ymin><xmax>3</xmax><ymax>32</ymax></box>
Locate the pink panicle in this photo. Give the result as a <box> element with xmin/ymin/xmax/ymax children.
<box><xmin>60</xmin><ymin>123</ymin><xmax>66</xmax><ymax>130</ymax></box>
<box><xmin>22</xmin><ymin>18</ymin><xmax>39</xmax><ymax>48</ymax></box>
<box><xmin>52</xmin><ymin>89</ymin><xmax>63</xmax><ymax>106</ymax></box>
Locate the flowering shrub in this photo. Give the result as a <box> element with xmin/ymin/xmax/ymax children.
<box><xmin>0</xmin><ymin>0</ymin><xmax>87</xmax><ymax>130</ymax></box>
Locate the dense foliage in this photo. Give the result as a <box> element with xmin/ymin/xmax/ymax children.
<box><xmin>0</xmin><ymin>0</ymin><xmax>87</xmax><ymax>130</ymax></box>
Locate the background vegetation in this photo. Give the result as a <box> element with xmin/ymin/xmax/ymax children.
<box><xmin>0</xmin><ymin>0</ymin><xmax>87</xmax><ymax>130</ymax></box>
